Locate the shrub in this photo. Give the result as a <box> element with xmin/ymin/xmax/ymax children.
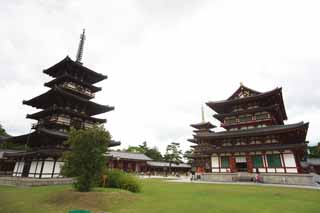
<box><xmin>103</xmin><ymin>169</ymin><xmax>141</xmax><ymax>193</ymax></box>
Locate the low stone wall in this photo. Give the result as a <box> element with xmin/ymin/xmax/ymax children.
<box><xmin>0</xmin><ymin>177</ymin><xmax>75</xmax><ymax>187</ymax></box>
<box><xmin>201</xmin><ymin>173</ymin><xmax>318</xmax><ymax>186</ymax></box>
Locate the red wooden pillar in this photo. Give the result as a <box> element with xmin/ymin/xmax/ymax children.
<box><xmin>246</xmin><ymin>154</ymin><xmax>253</xmax><ymax>173</ymax></box>
<box><xmin>229</xmin><ymin>156</ymin><xmax>236</xmax><ymax>173</ymax></box>
<box><xmin>293</xmin><ymin>151</ymin><xmax>302</xmax><ymax>173</ymax></box>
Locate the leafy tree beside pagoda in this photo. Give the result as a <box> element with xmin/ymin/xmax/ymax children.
<box><xmin>164</xmin><ymin>142</ymin><xmax>183</xmax><ymax>173</ymax></box>
<box><xmin>183</xmin><ymin>148</ymin><xmax>194</xmax><ymax>164</ymax></box>
<box><xmin>62</xmin><ymin>126</ymin><xmax>111</xmax><ymax>192</ymax></box>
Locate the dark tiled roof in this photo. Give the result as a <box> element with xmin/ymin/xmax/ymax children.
<box><xmin>1</xmin><ymin>128</ymin><xmax>119</xmax><ymax>148</ymax></box>
<box><xmin>190</xmin><ymin>122</ymin><xmax>216</xmax><ymax>129</ymax></box>
<box><xmin>196</xmin><ymin>122</ymin><xmax>308</xmax><ymax>139</ymax></box>
<box><xmin>146</xmin><ymin>161</ymin><xmax>191</xmax><ymax>168</ymax></box>
<box><xmin>23</xmin><ymin>86</ymin><xmax>114</xmax><ymax>116</ymax></box>
<box><xmin>43</xmin><ymin>56</ymin><xmax>107</xmax><ymax>84</ymax></box>
<box><xmin>106</xmin><ymin>151</ymin><xmax>152</xmax><ymax>161</ymax></box>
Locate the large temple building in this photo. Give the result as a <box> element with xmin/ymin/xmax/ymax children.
<box><xmin>0</xmin><ymin>30</ymin><xmax>119</xmax><ymax>178</ymax></box>
<box><xmin>189</xmin><ymin>84</ymin><xmax>309</xmax><ymax>174</ymax></box>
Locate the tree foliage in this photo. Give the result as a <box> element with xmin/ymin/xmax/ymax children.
<box><xmin>0</xmin><ymin>124</ymin><xmax>25</xmax><ymax>150</ymax></box>
<box><xmin>61</xmin><ymin>126</ymin><xmax>111</xmax><ymax>192</ymax></box>
<box><xmin>308</xmin><ymin>143</ymin><xmax>320</xmax><ymax>158</ymax></box>
<box><xmin>164</xmin><ymin>142</ymin><xmax>183</xmax><ymax>172</ymax></box>
<box><xmin>0</xmin><ymin>124</ymin><xmax>6</xmax><ymax>136</ymax></box>
<box><xmin>124</xmin><ymin>141</ymin><xmax>163</xmax><ymax>161</ymax></box>
<box><xmin>183</xmin><ymin>148</ymin><xmax>194</xmax><ymax>164</ymax></box>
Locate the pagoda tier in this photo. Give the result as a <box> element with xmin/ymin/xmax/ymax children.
<box><xmin>44</xmin><ymin>74</ymin><xmax>102</xmax><ymax>100</ymax></box>
<box><xmin>206</xmin><ymin>87</ymin><xmax>287</xmax><ymax>120</ymax></box>
<box><xmin>43</xmin><ymin>56</ymin><xmax>107</xmax><ymax>84</ymax></box>
<box><xmin>44</xmin><ymin>73</ymin><xmax>102</xmax><ymax>93</ymax></box>
<box><xmin>213</xmin><ymin>104</ymin><xmax>285</xmax><ymax>125</ymax></box>
<box><xmin>0</xmin><ymin>128</ymin><xmax>120</xmax><ymax>148</ymax></box>
<box><xmin>23</xmin><ymin>86</ymin><xmax>114</xmax><ymax>116</ymax></box>
<box><xmin>191</xmin><ymin>122</ymin><xmax>216</xmax><ymax>130</ymax></box>
<box><xmin>192</xmin><ymin>122</ymin><xmax>308</xmax><ymax>147</ymax></box>
<box><xmin>26</xmin><ymin>106</ymin><xmax>106</xmax><ymax>124</ymax></box>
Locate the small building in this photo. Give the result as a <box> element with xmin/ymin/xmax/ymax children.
<box><xmin>106</xmin><ymin>151</ymin><xmax>191</xmax><ymax>174</ymax></box>
<box><xmin>189</xmin><ymin>84</ymin><xmax>309</xmax><ymax>174</ymax></box>
<box><xmin>107</xmin><ymin>151</ymin><xmax>152</xmax><ymax>172</ymax></box>
<box><xmin>146</xmin><ymin>161</ymin><xmax>191</xmax><ymax>174</ymax></box>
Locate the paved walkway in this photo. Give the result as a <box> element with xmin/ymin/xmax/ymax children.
<box><xmin>167</xmin><ymin>178</ymin><xmax>320</xmax><ymax>190</ymax></box>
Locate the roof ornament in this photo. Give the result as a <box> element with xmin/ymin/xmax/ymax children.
<box><xmin>201</xmin><ymin>105</ymin><xmax>205</xmax><ymax>123</ymax></box>
<box><xmin>76</xmin><ymin>29</ymin><xmax>86</xmax><ymax>64</ymax></box>
<box><xmin>240</xmin><ymin>81</ymin><xmax>244</xmax><ymax>86</ymax></box>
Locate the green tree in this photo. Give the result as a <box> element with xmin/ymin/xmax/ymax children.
<box><xmin>183</xmin><ymin>148</ymin><xmax>194</xmax><ymax>164</ymax></box>
<box><xmin>308</xmin><ymin>143</ymin><xmax>320</xmax><ymax>158</ymax></box>
<box><xmin>164</xmin><ymin>142</ymin><xmax>183</xmax><ymax>173</ymax></box>
<box><xmin>61</xmin><ymin>126</ymin><xmax>111</xmax><ymax>192</ymax></box>
<box><xmin>145</xmin><ymin>146</ymin><xmax>163</xmax><ymax>161</ymax></box>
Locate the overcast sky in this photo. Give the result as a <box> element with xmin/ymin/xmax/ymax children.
<box><xmin>1</xmin><ymin>0</ymin><xmax>320</xmax><ymax>154</ymax></box>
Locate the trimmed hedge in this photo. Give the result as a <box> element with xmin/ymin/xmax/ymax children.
<box><xmin>103</xmin><ymin>169</ymin><xmax>141</xmax><ymax>193</ymax></box>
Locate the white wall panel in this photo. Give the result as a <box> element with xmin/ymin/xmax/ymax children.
<box><xmin>211</xmin><ymin>157</ymin><xmax>219</xmax><ymax>167</ymax></box>
<box><xmin>41</xmin><ymin>158</ymin><xmax>54</xmax><ymax>178</ymax></box>
<box><xmin>28</xmin><ymin>161</ymin><xmax>38</xmax><ymax>177</ymax></box>
<box><xmin>283</xmin><ymin>154</ymin><xmax>296</xmax><ymax>167</ymax></box>
<box><xmin>286</xmin><ymin>168</ymin><xmax>298</xmax><ymax>173</ymax></box>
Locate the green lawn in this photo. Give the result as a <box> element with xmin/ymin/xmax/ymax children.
<box><xmin>0</xmin><ymin>179</ymin><xmax>319</xmax><ymax>213</ymax></box>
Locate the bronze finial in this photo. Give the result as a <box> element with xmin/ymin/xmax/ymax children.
<box><xmin>76</xmin><ymin>29</ymin><xmax>86</xmax><ymax>64</ymax></box>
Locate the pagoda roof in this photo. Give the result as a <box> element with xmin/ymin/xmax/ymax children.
<box><xmin>0</xmin><ymin>128</ymin><xmax>68</xmax><ymax>147</ymax></box>
<box><xmin>44</xmin><ymin>73</ymin><xmax>102</xmax><ymax>92</ymax></box>
<box><xmin>195</xmin><ymin>122</ymin><xmax>309</xmax><ymax>140</ymax></box>
<box><xmin>207</xmin><ymin>142</ymin><xmax>308</xmax><ymax>154</ymax></box>
<box><xmin>43</xmin><ymin>56</ymin><xmax>107</xmax><ymax>84</ymax></box>
<box><xmin>106</xmin><ymin>151</ymin><xmax>152</xmax><ymax>161</ymax></box>
<box><xmin>190</xmin><ymin>122</ymin><xmax>216</xmax><ymax>130</ymax></box>
<box><xmin>206</xmin><ymin>86</ymin><xmax>288</xmax><ymax>120</ymax></box>
<box><xmin>23</xmin><ymin>86</ymin><xmax>114</xmax><ymax>116</ymax></box>
<box><xmin>146</xmin><ymin>161</ymin><xmax>191</xmax><ymax>168</ymax></box>
<box><xmin>0</xmin><ymin>128</ymin><xmax>121</xmax><ymax>148</ymax></box>
<box><xmin>3</xmin><ymin>149</ymin><xmax>65</xmax><ymax>158</ymax></box>
<box><xmin>26</xmin><ymin>107</ymin><xmax>107</xmax><ymax>123</ymax></box>
<box><xmin>227</xmin><ymin>84</ymin><xmax>262</xmax><ymax>100</ymax></box>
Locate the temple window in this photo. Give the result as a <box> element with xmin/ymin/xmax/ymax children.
<box><xmin>225</xmin><ymin>117</ymin><xmax>237</xmax><ymax>124</ymax></box>
<box><xmin>239</xmin><ymin>114</ymin><xmax>252</xmax><ymax>123</ymax></box>
<box><xmin>252</xmin><ymin>155</ymin><xmax>264</xmax><ymax>168</ymax></box>
<box><xmin>221</xmin><ymin>156</ymin><xmax>229</xmax><ymax>168</ymax></box>
<box><xmin>255</xmin><ymin>112</ymin><xmax>269</xmax><ymax>120</ymax></box>
<box><xmin>266</xmin><ymin>154</ymin><xmax>282</xmax><ymax>168</ymax></box>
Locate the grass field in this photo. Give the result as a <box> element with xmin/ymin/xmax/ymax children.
<box><xmin>0</xmin><ymin>179</ymin><xmax>319</xmax><ymax>213</ymax></box>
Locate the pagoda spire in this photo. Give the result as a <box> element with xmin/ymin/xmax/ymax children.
<box><xmin>76</xmin><ymin>29</ymin><xmax>86</xmax><ymax>64</ymax></box>
<box><xmin>201</xmin><ymin>105</ymin><xmax>205</xmax><ymax>123</ymax></box>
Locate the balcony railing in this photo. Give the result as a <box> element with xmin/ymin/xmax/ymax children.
<box><xmin>62</xmin><ymin>82</ymin><xmax>95</xmax><ymax>98</ymax></box>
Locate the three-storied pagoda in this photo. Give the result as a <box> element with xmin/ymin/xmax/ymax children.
<box><xmin>189</xmin><ymin>84</ymin><xmax>309</xmax><ymax>174</ymax></box>
<box><xmin>1</xmin><ymin>30</ymin><xmax>119</xmax><ymax>178</ymax></box>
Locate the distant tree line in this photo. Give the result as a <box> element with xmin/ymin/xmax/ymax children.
<box><xmin>308</xmin><ymin>143</ymin><xmax>320</xmax><ymax>158</ymax></box>
<box><xmin>0</xmin><ymin>124</ymin><xmax>26</xmax><ymax>150</ymax></box>
<box><xmin>121</xmin><ymin>141</ymin><xmax>194</xmax><ymax>165</ymax></box>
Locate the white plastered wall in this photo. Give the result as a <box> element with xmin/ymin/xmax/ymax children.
<box><xmin>28</xmin><ymin>161</ymin><xmax>38</xmax><ymax>177</ymax></box>
<box><xmin>211</xmin><ymin>156</ymin><xmax>219</xmax><ymax>172</ymax></box>
<box><xmin>283</xmin><ymin>153</ymin><xmax>298</xmax><ymax>173</ymax></box>
<box><xmin>13</xmin><ymin>161</ymin><xmax>24</xmax><ymax>177</ymax></box>
<box><xmin>41</xmin><ymin>157</ymin><xmax>55</xmax><ymax>178</ymax></box>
